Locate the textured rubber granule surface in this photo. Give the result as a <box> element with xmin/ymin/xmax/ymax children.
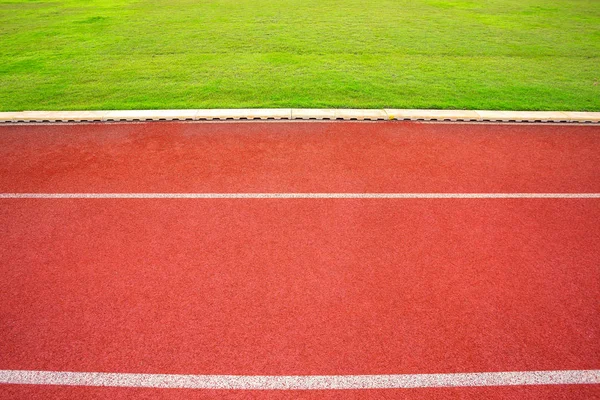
<box><xmin>0</xmin><ymin>122</ymin><xmax>598</xmax><ymax>399</ymax></box>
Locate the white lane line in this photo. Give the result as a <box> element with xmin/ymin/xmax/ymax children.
<box><xmin>0</xmin><ymin>193</ymin><xmax>600</xmax><ymax>199</ymax></box>
<box><xmin>0</xmin><ymin>370</ymin><xmax>598</xmax><ymax>390</ymax></box>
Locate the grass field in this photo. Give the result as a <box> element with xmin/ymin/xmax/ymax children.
<box><xmin>1</xmin><ymin>0</ymin><xmax>599</xmax><ymax>111</ymax></box>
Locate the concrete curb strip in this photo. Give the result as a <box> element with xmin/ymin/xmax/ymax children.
<box><xmin>291</xmin><ymin>109</ymin><xmax>337</xmax><ymax>119</ymax></box>
<box><xmin>474</xmin><ymin>111</ymin><xmax>570</xmax><ymax>122</ymax></box>
<box><xmin>385</xmin><ymin>109</ymin><xmax>481</xmax><ymax>121</ymax></box>
<box><xmin>196</xmin><ymin>109</ymin><xmax>292</xmax><ymax>120</ymax></box>
<box><xmin>103</xmin><ymin>110</ymin><xmax>198</xmax><ymax>121</ymax></box>
<box><xmin>0</xmin><ymin>109</ymin><xmax>598</xmax><ymax>123</ymax></box>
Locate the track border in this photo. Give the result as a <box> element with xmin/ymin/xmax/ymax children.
<box><xmin>0</xmin><ymin>109</ymin><xmax>598</xmax><ymax>123</ymax></box>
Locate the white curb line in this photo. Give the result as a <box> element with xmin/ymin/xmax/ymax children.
<box><xmin>0</xmin><ymin>109</ymin><xmax>598</xmax><ymax>123</ymax></box>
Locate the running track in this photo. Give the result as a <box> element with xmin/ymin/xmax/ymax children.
<box><xmin>0</xmin><ymin>121</ymin><xmax>599</xmax><ymax>399</ymax></box>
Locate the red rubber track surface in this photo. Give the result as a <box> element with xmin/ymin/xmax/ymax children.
<box><xmin>1</xmin><ymin>385</ymin><xmax>599</xmax><ymax>400</ymax></box>
<box><xmin>0</xmin><ymin>122</ymin><xmax>599</xmax><ymax>193</ymax></box>
<box><xmin>0</xmin><ymin>122</ymin><xmax>599</xmax><ymax>399</ymax></box>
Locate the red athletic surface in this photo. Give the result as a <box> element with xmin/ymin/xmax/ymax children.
<box><xmin>0</xmin><ymin>122</ymin><xmax>599</xmax><ymax>399</ymax></box>
<box><xmin>1</xmin><ymin>122</ymin><xmax>599</xmax><ymax>193</ymax></box>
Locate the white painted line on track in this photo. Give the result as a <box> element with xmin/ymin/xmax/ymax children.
<box><xmin>1</xmin><ymin>193</ymin><xmax>600</xmax><ymax>199</ymax></box>
<box><xmin>0</xmin><ymin>370</ymin><xmax>598</xmax><ymax>390</ymax></box>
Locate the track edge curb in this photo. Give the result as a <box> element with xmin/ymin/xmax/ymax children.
<box><xmin>0</xmin><ymin>109</ymin><xmax>598</xmax><ymax>124</ymax></box>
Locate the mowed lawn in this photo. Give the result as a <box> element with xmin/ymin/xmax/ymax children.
<box><xmin>1</xmin><ymin>0</ymin><xmax>599</xmax><ymax>111</ymax></box>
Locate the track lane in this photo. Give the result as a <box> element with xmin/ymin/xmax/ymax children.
<box><xmin>1</xmin><ymin>121</ymin><xmax>599</xmax><ymax>398</ymax></box>
<box><xmin>1</xmin><ymin>122</ymin><xmax>599</xmax><ymax>193</ymax></box>
<box><xmin>2</xmin><ymin>384</ymin><xmax>600</xmax><ymax>400</ymax></box>
<box><xmin>1</xmin><ymin>199</ymin><xmax>598</xmax><ymax>375</ymax></box>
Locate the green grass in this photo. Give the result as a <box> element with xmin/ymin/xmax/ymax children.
<box><xmin>1</xmin><ymin>0</ymin><xmax>599</xmax><ymax>111</ymax></box>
